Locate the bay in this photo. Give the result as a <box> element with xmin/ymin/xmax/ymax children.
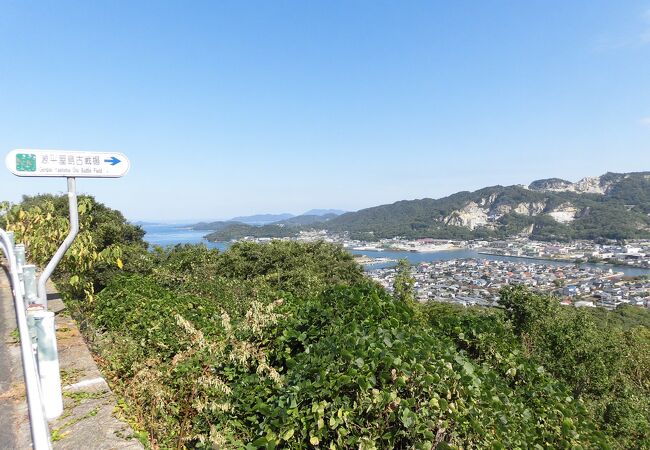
<box><xmin>141</xmin><ymin>224</ymin><xmax>650</xmax><ymax>277</ymax></box>
<box><xmin>141</xmin><ymin>223</ymin><xmax>227</xmax><ymax>250</ymax></box>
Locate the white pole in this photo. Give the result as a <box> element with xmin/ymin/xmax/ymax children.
<box><xmin>23</xmin><ymin>264</ymin><xmax>38</xmax><ymax>306</ymax></box>
<box><xmin>32</xmin><ymin>310</ymin><xmax>63</xmax><ymax>419</ymax></box>
<box><xmin>6</xmin><ymin>230</ymin><xmax>15</xmax><ymax>248</ymax></box>
<box><xmin>15</xmin><ymin>243</ymin><xmax>26</xmax><ymax>296</ymax></box>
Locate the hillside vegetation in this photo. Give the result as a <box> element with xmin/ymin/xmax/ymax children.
<box><xmin>320</xmin><ymin>172</ymin><xmax>650</xmax><ymax>241</ymax></box>
<box><xmin>2</xmin><ymin>195</ymin><xmax>650</xmax><ymax>449</ymax></box>
<box><xmin>200</xmin><ymin>214</ymin><xmax>337</xmax><ymax>240</ymax></box>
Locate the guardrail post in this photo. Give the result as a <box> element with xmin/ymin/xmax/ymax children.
<box><xmin>26</xmin><ymin>306</ymin><xmax>40</xmax><ymax>365</ymax></box>
<box><xmin>32</xmin><ymin>309</ymin><xmax>63</xmax><ymax>420</ymax></box>
<box><xmin>23</xmin><ymin>264</ymin><xmax>38</xmax><ymax>306</ymax></box>
<box><xmin>15</xmin><ymin>243</ymin><xmax>26</xmax><ymax>266</ymax></box>
<box><xmin>6</xmin><ymin>230</ymin><xmax>15</xmax><ymax>248</ymax></box>
<box><xmin>14</xmin><ymin>243</ymin><xmax>26</xmax><ymax>296</ymax></box>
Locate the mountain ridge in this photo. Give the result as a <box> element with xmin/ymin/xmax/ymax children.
<box><xmin>229</xmin><ymin>213</ymin><xmax>295</xmax><ymax>225</ymax></box>
<box><xmin>320</xmin><ymin>171</ymin><xmax>650</xmax><ymax>241</ymax></box>
<box><xmin>205</xmin><ymin>171</ymin><xmax>650</xmax><ymax>242</ymax></box>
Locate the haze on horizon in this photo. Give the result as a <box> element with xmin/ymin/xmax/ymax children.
<box><xmin>1</xmin><ymin>1</ymin><xmax>649</xmax><ymax>222</ymax></box>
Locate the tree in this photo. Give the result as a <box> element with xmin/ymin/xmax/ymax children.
<box><xmin>393</xmin><ymin>259</ymin><xmax>415</xmax><ymax>303</ymax></box>
<box><xmin>0</xmin><ymin>195</ymin><xmax>147</xmax><ymax>300</ymax></box>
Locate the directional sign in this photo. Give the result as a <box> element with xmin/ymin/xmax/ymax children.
<box><xmin>5</xmin><ymin>149</ymin><xmax>130</xmax><ymax>178</ymax></box>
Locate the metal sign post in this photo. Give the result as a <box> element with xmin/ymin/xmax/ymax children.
<box><xmin>5</xmin><ymin>148</ymin><xmax>130</xmax><ymax>424</ymax></box>
<box><xmin>36</xmin><ymin>177</ymin><xmax>78</xmax><ymax>307</ymax></box>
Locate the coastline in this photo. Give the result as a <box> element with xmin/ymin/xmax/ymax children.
<box><xmin>351</xmin><ymin>244</ymin><xmax>462</xmax><ymax>253</ymax></box>
<box><xmin>477</xmin><ymin>251</ymin><xmax>649</xmax><ymax>271</ymax></box>
<box><xmin>385</xmin><ymin>243</ymin><xmax>461</xmax><ymax>252</ymax></box>
<box><xmin>477</xmin><ymin>251</ymin><xmax>577</xmax><ymax>263</ymax></box>
<box><xmin>354</xmin><ymin>255</ymin><xmax>396</xmax><ymax>265</ymax></box>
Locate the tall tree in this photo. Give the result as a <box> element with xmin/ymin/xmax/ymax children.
<box><xmin>393</xmin><ymin>259</ymin><xmax>415</xmax><ymax>303</ymax></box>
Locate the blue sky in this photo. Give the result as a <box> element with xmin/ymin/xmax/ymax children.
<box><xmin>1</xmin><ymin>1</ymin><xmax>649</xmax><ymax>221</ymax></box>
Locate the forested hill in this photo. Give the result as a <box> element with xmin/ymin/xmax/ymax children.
<box><xmin>203</xmin><ymin>171</ymin><xmax>650</xmax><ymax>242</ymax></box>
<box><xmin>322</xmin><ymin>171</ymin><xmax>650</xmax><ymax>241</ymax></box>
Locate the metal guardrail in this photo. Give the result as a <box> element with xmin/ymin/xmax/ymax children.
<box><xmin>1</xmin><ymin>229</ymin><xmax>53</xmax><ymax>450</ymax></box>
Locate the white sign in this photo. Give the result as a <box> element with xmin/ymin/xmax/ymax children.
<box><xmin>5</xmin><ymin>149</ymin><xmax>130</xmax><ymax>178</ymax></box>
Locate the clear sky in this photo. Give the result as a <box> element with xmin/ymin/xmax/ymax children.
<box><xmin>1</xmin><ymin>1</ymin><xmax>649</xmax><ymax>222</ymax></box>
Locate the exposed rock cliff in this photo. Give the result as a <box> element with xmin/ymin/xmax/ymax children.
<box><xmin>445</xmin><ymin>202</ymin><xmax>489</xmax><ymax>229</ymax></box>
<box><xmin>547</xmin><ymin>203</ymin><xmax>578</xmax><ymax>223</ymax></box>
<box><xmin>513</xmin><ymin>202</ymin><xmax>546</xmax><ymax>216</ymax></box>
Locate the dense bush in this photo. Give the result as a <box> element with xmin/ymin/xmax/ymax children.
<box><xmin>90</xmin><ymin>275</ymin><xmax>609</xmax><ymax>449</ymax></box>
<box><xmin>499</xmin><ymin>286</ymin><xmax>650</xmax><ymax>448</ymax></box>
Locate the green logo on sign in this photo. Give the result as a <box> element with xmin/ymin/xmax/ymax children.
<box><xmin>16</xmin><ymin>153</ymin><xmax>36</xmax><ymax>172</ymax></box>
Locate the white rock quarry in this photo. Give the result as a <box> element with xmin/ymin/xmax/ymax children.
<box><xmin>514</xmin><ymin>202</ymin><xmax>546</xmax><ymax>216</ymax></box>
<box><xmin>447</xmin><ymin>199</ymin><xmax>550</xmax><ymax>230</ymax></box>
<box><xmin>491</xmin><ymin>204</ymin><xmax>513</xmax><ymax>216</ymax></box>
<box><xmin>445</xmin><ymin>202</ymin><xmax>489</xmax><ymax>229</ymax></box>
<box><xmin>548</xmin><ymin>203</ymin><xmax>578</xmax><ymax>223</ymax></box>
<box><xmin>572</xmin><ymin>176</ymin><xmax>607</xmax><ymax>194</ymax></box>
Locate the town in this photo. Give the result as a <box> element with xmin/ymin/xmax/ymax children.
<box><xmin>368</xmin><ymin>258</ymin><xmax>650</xmax><ymax>310</ymax></box>
<box><xmin>237</xmin><ymin>232</ymin><xmax>650</xmax><ymax>310</ymax></box>
<box><xmin>471</xmin><ymin>237</ymin><xmax>650</xmax><ymax>268</ymax></box>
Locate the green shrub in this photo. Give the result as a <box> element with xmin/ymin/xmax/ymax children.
<box><xmin>89</xmin><ymin>275</ymin><xmax>608</xmax><ymax>449</ymax></box>
<box><xmin>498</xmin><ymin>285</ymin><xmax>650</xmax><ymax>448</ymax></box>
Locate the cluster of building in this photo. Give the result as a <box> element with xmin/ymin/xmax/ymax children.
<box><xmin>368</xmin><ymin>258</ymin><xmax>650</xmax><ymax>310</ymax></box>
<box><xmin>475</xmin><ymin>238</ymin><xmax>650</xmax><ymax>268</ymax></box>
<box><xmin>294</xmin><ymin>232</ymin><xmax>463</xmax><ymax>252</ymax></box>
<box><xmin>235</xmin><ymin>233</ymin><xmax>650</xmax><ymax>310</ymax></box>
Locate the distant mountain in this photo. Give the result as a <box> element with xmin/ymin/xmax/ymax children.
<box><xmin>204</xmin><ymin>213</ymin><xmax>339</xmax><ymax>241</ymax></box>
<box><xmin>132</xmin><ymin>221</ymin><xmax>163</xmax><ymax>226</ymax></box>
<box><xmin>205</xmin><ymin>223</ymin><xmax>296</xmax><ymax>241</ymax></box>
<box><xmin>191</xmin><ymin>220</ymin><xmax>243</xmax><ymax>231</ymax></box>
<box><xmin>136</xmin><ymin>220</ymin><xmax>203</xmax><ymax>226</ymax></box>
<box><xmin>302</xmin><ymin>209</ymin><xmax>346</xmax><ymax>216</ymax></box>
<box><xmin>276</xmin><ymin>213</ymin><xmax>339</xmax><ymax>227</ymax></box>
<box><xmin>321</xmin><ymin>171</ymin><xmax>650</xmax><ymax>241</ymax></box>
<box><xmin>229</xmin><ymin>213</ymin><xmax>295</xmax><ymax>225</ymax></box>
<box><xmin>196</xmin><ymin>211</ymin><xmax>344</xmax><ymax>231</ymax></box>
